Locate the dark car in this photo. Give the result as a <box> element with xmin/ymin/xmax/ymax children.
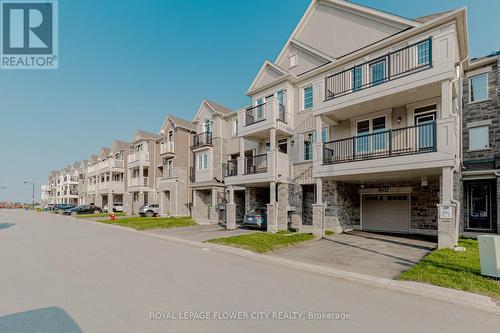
<box><xmin>242</xmin><ymin>207</ymin><xmax>267</xmax><ymax>229</ymax></box>
<box><xmin>53</xmin><ymin>204</ymin><xmax>76</xmax><ymax>214</ymax></box>
<box><xmin>62</xmin><ymin>205</ymin><xmax>102</xmax><ymax>216</ymax></box>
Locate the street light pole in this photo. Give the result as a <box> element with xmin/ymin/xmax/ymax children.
<box><xmin>24</xmin><ymin>181</ymin><xmax>35</xmax><ymax>210</ymax></box>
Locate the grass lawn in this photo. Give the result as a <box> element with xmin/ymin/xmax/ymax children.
<box><xmin>95</xmin><ymin>216</ymin><xmax>196</xmax><ymax>230</ymax></box>
<box><xmin>74</xmin><ymin>212</ymin><xmax>126</xmax><ymax>219</ymax></box>
<box><xmin>206</xmin><ymin>231</ymin><xmax>314</xmax><ymax>253</ymax></box>
<box><xmin>398</xmin><ymin>238</ymin><xmax>500</xmax><ymax>299</ymax></box>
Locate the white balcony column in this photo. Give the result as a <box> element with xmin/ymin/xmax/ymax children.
<box><xmin>270</xmin><ymin>181</ymin><xmax>276</xmax><ymax>204</ymax></box>
<box><xmin>313</xmin><ymin>115</ymin><xmax>323</xmax><ymax>167</ymax></box>
<box><xmin>437</xmin><ymin>166</ymin><xmax>458</xmax><ymax>249</ymax></box>
<box><xmin>139</xmin><ymin>166</ymin><xmax>144</xmax><ymax>185</ymax></box>
<box><xmin>270</xmin><ymin>128</ymin><xmax>277</xmax><ymax>151</ymax></box>
<box><xmin>315</xmin><ymin>177</ymin><xmax>323</xmax><ymax>205</ymax></box>
<box><xmin>238</xmin><ymin>137</ymin><xmax>245</xmax><ymax>176</ymax></box>
<box><xmin>441</xmin><ymin>79</ymin><xmax>452</xmax><ymax>119</ymax></box>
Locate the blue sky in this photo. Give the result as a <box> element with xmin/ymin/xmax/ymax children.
<box><xmin>0</xmin><ymin>0</ymin><xmax>498</xmax><ymax>202</ymax></box>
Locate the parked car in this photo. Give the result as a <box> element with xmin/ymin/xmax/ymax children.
<box><xmin>103</xmin><ymin>203</ymin><xmax>124</xmax><ymax>213</ymax></box>
<box><xmin>53</xmin><ymin>204</ymin><xmax>76</xmax><ymax>214</ymax></box>
<box><xmin>62</xmin><ymin>205</ymin><xmax>102</xmax><ymax>216</ymax></box>
<box><xmin>242</xmin><ymin>207</ymin><xmax>267</xmax><ymax>229</ymax></box>
<box><xmin>138</xmin><ymin>204</ymin><xmax>159</xmax><ymax>217</ymax></box>
<box><xmin>44</xmin><ymin>204</ymin><xmax>56</xmax><ymax>211</ymax></box>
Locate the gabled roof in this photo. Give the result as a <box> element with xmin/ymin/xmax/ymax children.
<box><xmin>99</xmin><ymin>147</ymin><xmax>110</xmax><ymax>159</ymax></box>
<box><xmin>414</xmin><ymin>11</ymin><xmax>451</xmax><ymax>23</ymax></box>
<box><xmin>89</xmin><ymin>155</ymin><xmax>98</xmax><ymax>163</ymax></box>
<box><xmin>247</xmin><ymin>60</ymin><xmax>293</xmax><ymax>95</ymax></box>
<box><xmin>192</xmin><ymin>99</ymin><xmax>233</xmax><ymax>123</ymax></box>
<box><xmin>111</xmin><ymin>140</ymin><xmax>131</xmax><ymax>154</ymax></box>
<box><xmin>169</xmin><ymin>115</ymin><xmax>196</xmax><ymax>131</ymax></box>
<box><xmin>132</xmin><ymin>130</ymin><xmax>161</xmax><ymax>143</ymax></box>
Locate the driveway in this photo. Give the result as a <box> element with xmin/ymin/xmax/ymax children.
<box><xmin>148</xmin><ymin>223</ymin><xmax>257</xmax><ymax>242</ymax></box>
<box><xmin>271</xmin><ymin>231</ymin><xmax>436</xmax><ymax>279</ymax></box>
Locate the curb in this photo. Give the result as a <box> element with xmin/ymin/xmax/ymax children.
<box><xmin>71</xmin><ymin>216</ymin><xmax>500</xmax><ymax>316</ymax></box>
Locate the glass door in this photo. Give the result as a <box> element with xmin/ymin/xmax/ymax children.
<box><xmin>415</xmin><ymin>112</ymin><xmax>435</xmax><ymax>151</ymax></box>
<box><xmin>467</xmin><ymin>183</ymin><xmax>492</xmax><ymax>231</ymax></box>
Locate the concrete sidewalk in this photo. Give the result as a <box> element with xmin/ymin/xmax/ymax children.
<box><xmin>149</xmin><ymin>223</ymin><xmax>256</xmax><ymax>242</ymax></box>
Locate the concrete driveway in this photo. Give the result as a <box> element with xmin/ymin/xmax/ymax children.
<box><xmin>149</xmin><ymin>223</ymin><xmax>258</xmax><ymax>242</ymax></box>
<box><xmin>271</xmin><ymin>231</ymin><xmax>436</xmax><ymax>279</ymax></box>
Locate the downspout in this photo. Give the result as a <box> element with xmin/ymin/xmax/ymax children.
<box><xmin>449</xmin><ymin>56</ymin><xmax>468</xmax><ymax>247</ymax></box>
<box><xmin>188</xmin><ymin>128</ymin><xmax>194</xmax><ymax>218</ymax></box>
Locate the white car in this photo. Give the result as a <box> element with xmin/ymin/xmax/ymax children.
<box><xmin>104</xmin><ymin>203</ymin><xmax>124</xmax><ymax>213</ymax></box>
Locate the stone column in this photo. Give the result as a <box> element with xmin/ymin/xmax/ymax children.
<box><xmin>277</xmin><ymin>183</ymin><xmax>289</xmax><ymax>231</ymax></box>
<box><xmin>312</xmin><ymin>177</ymin><xmax>325</xmax><ymax>237</ymax></box>
<box><xmin>226</xmin><ymin>186</ymin><xmax>236</xmax><ymax>230</ymax></box>
<box><xmin>108</xmin><ymin>191</ymin><xmax>113</xmax><ymax>213</ymax></box>
<box><xmin>497</xmin><ymin>176</ymin><xmax>500</xmax><ymax>235</ymax></box>
<box><xmin>138</xmin><ymin>191</ymin><xmax>145</xmax><ymax>210</ymax></box>
<box><xmin>437</xmin><ymin>166</ymin><xmax>458</xmax><ymax>249</ymax></box>
<box><xmin>209</xmin><ymin>187</ymin><xmax>218</xmax><ymax>223</ymax></box>
<box><xmin>96</xmin><ymin>194</ymin><xmax>103</xmax><ymax>209</ymax></box>
<box><xmin>266</xmin><ymin>203</ymin><xmax>277</xmax><ymax>233</ymax></box>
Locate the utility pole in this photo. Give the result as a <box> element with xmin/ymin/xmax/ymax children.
<box><xmin>24</xmin><ymin>181</ymin><xmax>35</xmax><ymax>210</ymax></box>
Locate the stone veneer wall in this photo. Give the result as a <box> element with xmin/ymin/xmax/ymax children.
<box><xmin>234</xmin><ymin>190</ymin><xmax>245</xmax><ymax>222</ymax></box>
<box><xmin>302</xmin><ymin>184</ymin><xmax>315</xmax><ymax>225</ymax></box>
<box><xmin>192</xmin><ymin>189</ymin><xmax>211</xmax><ymax>220</ymax></box>
<box><xmin>323</xmin><ymin>177</ymin><xmax>441</xmax><ymax>232</ymax></box>
<box><xmin>323</xmin><ymin>180</ymin><xmax>360</xmax><ymax>229</ymax></box>
<box><xmin>246</xmin><ymin>187</ymin><xmax>269</xmax><ymax>211</ymax></box>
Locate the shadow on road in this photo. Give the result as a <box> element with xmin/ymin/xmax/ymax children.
<box><xmin>0</xmin><ymin>223</ymin><xmax>15</xmax><ymax>230</ymax></box>
<box><xmin>0</xmin><ymin>307</ymin><xmax>83</xmax><ymax>333</ymax></box>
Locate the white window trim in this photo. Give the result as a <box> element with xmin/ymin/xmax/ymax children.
<box><xmin>350</xmin><ymin>109</ymin><xmax>392</xmax><ymax>135</ymax></box>
<box><xmin>406</xmin><ymin>98</ymin><xmax>440</xmax><ymax>126</ymax></box>
<box><xmin>468</xmin><ymin>72</ymin><xmax>489</xmax><ymax>104</ymax></box>
<box><xmin>468</xmin><ymin>125</ymin><xmax>490</xmax><ymax>152</ymax></box>
<box><xmin>302</xmin><ymin>85</ymin><xmax>313</xmax><ymax>111</ymax></box>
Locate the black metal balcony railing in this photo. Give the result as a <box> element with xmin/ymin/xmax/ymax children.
<box><xmin>192</xmin><ymin>132</ymin><xmax>212</xmax><ymax>149</ymax></box>
<box><xmin>323</xmin><ymin>122</ymin><xmax>436</xmax><ymax>164</ymax></box>
<box><xmin>226</xmin><ymin>159</ymin><xmax>238</xmax><ymax>177</ymax></box>
<box><xmin>244</xmin><ymin>154</ymin><xmax>268</xmax><ymax>174</ymax></box>
<box><xmin>325</xmin><ymin>37</ymin><xmax>432</xmax><ymax>100</ymax></box>
<box><xmin>246</xmin><ymin>103</ymin><xmax>266</xmax><ymax>126</ymax></box>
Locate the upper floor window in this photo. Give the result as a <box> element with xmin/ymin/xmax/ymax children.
<box><xmin>303</xmin><ymin>132</ymin><xmax>315</xmax><ymax>161</ymax></box>
<box><xmin>469</xmin><ymin>73</ymin><xmax>488</xmax><ymax>103</ymax></box>
<box><xmin>469</xmin><ymin>126</ymin><xmax>489</xmax><ymax>151</ymax></box>
<box><xmin>197</xmin><ymin>153</ymin><xmax>208</xmax><ymax>170</ymax></box>
<box><xmin>168</xmin><ymin>130</ymin><xmax>173</xmax><ymax>142</ymax></box>
<box><xmin>303</xmin><ymin>86</ymin><xmax>313</xmax><ymax>109</ymax></box>
<box><xmin>204</xmin><ymin>119</ymin><xmax>212</xmax><ymax>133</ymax></box>
<box><xmin>417</xmin><ymin>40</ymin><xmax>430</xmax><ymax>65</ymax></box>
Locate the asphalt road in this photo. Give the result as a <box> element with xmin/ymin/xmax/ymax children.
<box><xmin>0</xmin><ymin>210</ymin><xmax>498</xmax><ymax>332</ymax></box>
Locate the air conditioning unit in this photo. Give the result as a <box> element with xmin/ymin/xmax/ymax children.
<box><xmin>478</xmin><ymin>235</ymin><xmax>500</xmax><ymax>278</ymax></box>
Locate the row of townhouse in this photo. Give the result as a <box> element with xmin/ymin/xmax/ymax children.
<box><xmin>43</xmin><ymin>0</ymin><xmax>499</xmax><ymax>249</ymax></box>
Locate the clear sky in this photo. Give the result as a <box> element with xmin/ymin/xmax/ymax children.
<box><xmin>0</xmin><ymin>0</ymin><xmax>498</xmax><ymax>202</ymax></box>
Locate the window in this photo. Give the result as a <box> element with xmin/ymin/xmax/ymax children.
<box><xmin>469</xmin><ymin>73</ymin><xmax>488</xmax><ymax>103</ymax></box>
<box><xmin>232</xmin><ymin>119</ymin><xmax>238</xmax><ymax>137</ymax></box>
<box><xmin>289</xmin><ymin>53</ymin><xmax>297</xmax><ymax>68</ymax></box>
<box><xmin>204</xmin><ymin>119</ymin><xmax>212</xmax><ymax>133</ymax></box>
<box><xmin>321</xmin><ymin>127</ymin><xmax>328</xmax><ymax>143</ymax></box>
<box><xmin>197</xmin><ymin>153</ymin><xmax>209</xmax><ymax>170</ymax></box>
<box><xmin>168</xmin><ymin>130</ymin><xmax>173</xmax><ymax>142</ymax></box>
<box><xmin>469</xmin><ymin>126</ymin><xmax>489</xmax><ymax>151</ymax></box>
<box><xmin>265</xmin><ymin>142</ymin><xmax>270</xmax><ymax>152</ymax></box>
<box><xmin>303</xmin><ymin>86</ymin><xmax>313</xmax><ymax>109</ymax></box>
<box><xmin>278</xmin><ymin>139</ymin><xmax>287</xmax><ymax>153</ymax></box>
<box><xmin>255</xmin><ymin>97</ymin><xmax>264</xmax><ymax>120</ymax></box>
<box><xmin>303</xmin><ymin>132</ymin><xmax>315</xmax><ymax>160</ymax></box>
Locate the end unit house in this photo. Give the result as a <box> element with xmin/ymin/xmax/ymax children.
<box><xmin>157</xmin><ymin>115</ymin><xmax>195</xmax><ymax>217</ymax></box>
<box><xmin>224</xmin><ymin>0</ymin><xmax>468</xmax><ymax>248</ymax></box>
<box><xmin>462</xmin><ymin>51</ymin><xmax>500</xmax><ymax>235</ymax></box>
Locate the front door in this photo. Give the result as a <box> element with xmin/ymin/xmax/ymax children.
<box><xmin>467</xmin><ymin>183</ymin><xmax>493</xmax><ymax>231</ymax></box>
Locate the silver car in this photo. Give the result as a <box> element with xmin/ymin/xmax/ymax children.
<box><xmin>138</xmin><ymin>204</ymin><xmax>159</xmax><ymax>217</ymax></box>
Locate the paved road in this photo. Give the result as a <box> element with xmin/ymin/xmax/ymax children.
<box><xmin>0</xmin><ymin>210</ymin><xmax>498</xmax><ymax>332</ymax></box>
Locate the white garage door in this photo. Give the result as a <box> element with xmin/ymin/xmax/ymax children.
<box><xmin>362</xmin><ymin>194</ymin><xmax>409</xmax><ymax>233</ymax></box>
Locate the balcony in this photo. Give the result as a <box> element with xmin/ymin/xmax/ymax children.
<box><xmin>238</xmin><ymin>97</ymin><xmax>293</xmax><ymax>140</ymax></box>
<box><xmin>225</xmin><ymin>151</ymin><xmax>290</xmax><ymax>186</ymax></box>
<box><xmin>323</xmin><ymin>122</ymin><xmax>436</xmax><ymax>164</ymax></box>
<box><xmin>325</xmin><ymin>38</ymin><xmax>432</xmax><ymax>101</ymax></box>
<box><xmin>244</xmin><ymin>154</ymin><xmax>268</xmax><ymax>174</ymax></box>
<box><xmin>99</xmin><ymin>159</ymin><xmax>125</xmax><ymax>170</ymax></box>
<box><xmin>160</xmin><ymin>141</ymin><xmax>175</xmax><ymax>155</ymax></box>
<box><xmin>225</xmin><ymin>159</ymin><xmax>238</xmax><ymax>177</ymax></box>
<box><xmin>192</xmin><ymin>132</ymin><xmax>212</xmax><ymax>149</ymax></box>
<box><xmin>97</xmin><ymin>181</ymin><xmax>125</xmax><ymax>193</ymax></box>
<box><xmin>127</xmin><ymin>151</ymin><xmax>149</xmax><ymax>165</ymax></box>
<box><xmin>128</xmin><ymin>177</ymin><xmax>149</xmax><ymax>188</ymax></box>
<box><xmin>315</xmin><ymin>119</ymin><xmax>458</xmax><ymax>179</ymax></box>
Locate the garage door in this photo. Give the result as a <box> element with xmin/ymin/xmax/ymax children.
<box><xmin>362</xmin><ymin>194</ymin><xmax>409</xmax><ymax>233</ymax></box>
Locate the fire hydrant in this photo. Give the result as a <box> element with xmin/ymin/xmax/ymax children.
<box><xmin>109</xmin><ymin>212</ymin><xmax>116</xmax><ymax>221</ymax></box>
